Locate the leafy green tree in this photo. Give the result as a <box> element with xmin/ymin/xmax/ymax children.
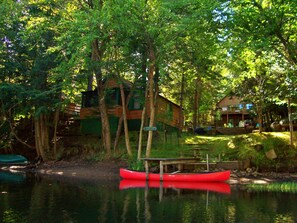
<box><xmin>226</xmin><ymin>0</ymin><xmax>297</xmax><ymax>139</ymax></box>
<box><xmin>0</xmin><ymin>0</ymin><xmax>65</xmax><ymax>160</ymax></box>
<box><xmin>228</xmin><ymin>0</ymin><xmax>297</xmax><ymax>99</ymax></box>
<box><xmin>0</xmin><ymin>1</ymin><xmax>29</xmax><ymax>150</ymax></box>
<box><xmin>228</xmin><ymin>49</ymin><xmax>285</xmax><ymax>131</ymax></box>
<box><xmin>158</xmin><ymin>0</ymin><xmax>225</xmax><ymax>130</ymax></box>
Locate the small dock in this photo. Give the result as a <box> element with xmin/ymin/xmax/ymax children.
<box><xmin>140</xmin><ymin>156</ymin><xmax>214</xmax><ymax>181</ymax></box>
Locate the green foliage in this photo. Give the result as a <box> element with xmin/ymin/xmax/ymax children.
<box><xmin>262</xmin><ymin>135</ymin><xmax>287</xmax><ymax>152</ymax></box>
<box><xmin>1</xmin><ymin>0</ymin><xmax>296</xmax><ymax>161</ymax></box>
<box><xmin>128</xmin><ymin>159</ymin><xmax>144</xmax><ymax>171</ymax></box>
<box><xmin>226</xmin><ymin>0</ymin><xmax>297</xmax><ymax>103</ymax></box>
<box><xmin>2</xmin><ymin>209</ymin><xmax>27</xmax><ymax>223</ymax></box>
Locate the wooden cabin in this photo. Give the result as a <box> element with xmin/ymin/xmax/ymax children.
<box><xmin>216</xmin><ymin>95</ymin><xmax>254</xmax><ymax>127</ymax></box>
<box><xmin>79</xmin><ymin>78</ymin><xmax>183</xmax><ymax>136</ymax></box>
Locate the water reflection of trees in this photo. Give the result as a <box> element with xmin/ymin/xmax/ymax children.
<box><xmin>120</xmin><ymin>188</ymin><xmax>297</xmax><ymax>223</ymax></box>
<box><xmin>1</xmin><ymin>180</ymin><xmax>297</xmax><ymax>222</ymax></box>
<box><xmin>1</xmin><ymin>179</ymin><xmax>120</xmax><ymax>223</ymax></box>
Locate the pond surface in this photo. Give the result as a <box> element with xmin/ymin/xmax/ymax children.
<box><xmin>1</xmin><ymin>170</ymin><xmax>297</xmax><ymax>223</ymax></box>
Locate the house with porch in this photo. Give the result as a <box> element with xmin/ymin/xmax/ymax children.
<box><xmin>79</xmin><ymin>77</ymin><xmax>183</xmax><ymax>136</ymax></box>
<box><xmin>216</xmin><ymin>95</ymin><xmax>254</xmax><ymax>128</ymax></box>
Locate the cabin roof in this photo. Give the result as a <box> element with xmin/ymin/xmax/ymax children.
<box><xmin>90</xmin><ymin>76</ymin><xmax>181</xmax><ymax>108</ymax></box>
<box><xmin>217</xmin><ymin>95</ymin><xmax>243</xmax><ymax>107</ymax></box>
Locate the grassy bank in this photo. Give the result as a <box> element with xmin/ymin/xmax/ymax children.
<box><xmin>54</xmin><ymin>130</ymin><xmax>297</xmax><ymax>172</ymax></box>
<box><xmin>145</xmin><ymin>131</ymin><xmax>297</xmax><ymax>171</ymax></box>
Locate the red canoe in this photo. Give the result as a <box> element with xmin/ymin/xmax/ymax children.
<box><xmin>119</xmin><ymin>179</ymin><xmax>231</xmax><ymax>194</ymax></box>
<box><xmin>120</xmin><ymin>168</ymin><xmax>230</xmax><ymax>182</ymax></box>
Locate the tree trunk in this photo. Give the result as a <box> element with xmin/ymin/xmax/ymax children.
<box><xmin>137</xmin><ymin>105</ymin><xmax>147</xmax><ymax>160</ymax></box>
<box><xmin>288</xmin><ymin>98</ymin><xmax>294</xmax><ymax>146</ymax></box>
<box><xmin>91</xmin><ymin>39</ymin><xmax>111</xmax><ymax>156</ymax></box>
<box><xmin>119</xmin><ymin>83</ymin><xmax>132</xmax><ymax>157</ymax></box>
<box><xmin>137</xmin><ymin>48</ymin><xmax>148</xmax><ymax>160</ymax></box>
<box><xmin>34</xmin><ymin>113</ymin><xmax>49</xmax><ymax>161</ymax></box>
<box><xmin>193</xmin><ymin>77</ymin><xmax>201</xmax><ymax>130</ymax></box>
<box><xmin>113</xmin><ymin>118</ymin><xmax>123</xmax><ymax>152</ymax></box>
<box><xmin>145</xmin><ymin>39</ymin><xmax>156</xmax><ymax>158</ymax></box>
<box><xmin>137</xmin><ymin>82</ymin><xmax>149</xmax><ymax>160</ymax></box>
<box><xmin>53</xmin><ymin>106</ymin><xmax>60</xmax><ymax>157</ymax></box>
<box><xmin>257</xmin><ymin>103</ymin><xmax>263</xmax><ymax>133</ymax></box>
<box><xmin>97</xmin><ymin>81</ymin><xmax>112</xmax><ymax>157</ymax></box>
<box><xmin>114</xmin><ymin>83</ymin><xmax>134</xmax><ymax>151</ymax></box>
<box><xmin>178</xmin><ymin>73</ymin><xmax>185</xmax><ymax>136</ymax></box>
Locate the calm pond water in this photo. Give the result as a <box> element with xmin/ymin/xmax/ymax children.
<box><xmin>1</xmin><ymin>170</ymin><xmax>297</xmax><ymax>223</ymax></box>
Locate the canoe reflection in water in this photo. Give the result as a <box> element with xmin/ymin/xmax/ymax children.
<box><xmin>0</xmin><ymin>171</ymin><xmax>26</xmax><ymax>183</ymax></box>
<box><xmin>119</xmin><ymin>179</ymin><xmax>231</xmax><ymax>194</ymax></box>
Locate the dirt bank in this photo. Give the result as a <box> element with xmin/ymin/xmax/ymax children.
<box><xmin>32</xmin><ymin>160</ymin><xmax>128</xmax><ymax>184</ymax></box>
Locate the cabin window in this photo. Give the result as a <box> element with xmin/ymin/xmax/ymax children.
<box><xmin>128</xmin><ymin>93</ymin><xmax>142</xmax><ymax>110</ymax></box>
<box><xmin>246</xmin><ymin>104</ymin><xmax>253</xmax><ymax>110</ymax></box>
<box><xmin>81</xmin><ymin>91</ymin><xmax>98</xmax><ymax>108</ymax></box>
<box><xmin>133</xmin><ymin>100</ymin><xmax>141</xmax><ymax>109</ymax></box>
<box><xmin>81</xmin><ymin>89</ymin><xmax>120</xmax><ymax>108</ymax></box>
<box><xmin>105</xmin><ymin>88</ymin><xmax>119</xmax><ymax>107</ymax></box>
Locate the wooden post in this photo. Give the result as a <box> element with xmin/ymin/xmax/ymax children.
<box><xmin>160</xmin><ymin>161</ymin><xmax>164</xmax><ymax>181</ymax></box>
<box><xmin>159</xmin><ymin>181</ymin><xmax>163</xmax><ymax>201</ymax></box>
<box><xmin>145</xmin><ymin>160</ymin><xmax>149</xmax><ymax>181</ymax></box>
<box><xmin>206</xmin><ymin>154</ymin><xmax>209</xmax><ymax>172</ymax></box>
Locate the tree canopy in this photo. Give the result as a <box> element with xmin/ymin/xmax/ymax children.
<box><xmin>1</xmin><ymin>0</ymin><xmax>296</xmax><ymax>159</ymax></box>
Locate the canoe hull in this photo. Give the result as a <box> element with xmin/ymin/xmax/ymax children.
<box><xmin>120</xmin><ymin>168</ymin><xmax>230</xmax><ymax>182</ymax></box>
<box><xmin>0</xmin><ymin>154</ymin><xmax>28</xmax><ymax>165</ymax></box>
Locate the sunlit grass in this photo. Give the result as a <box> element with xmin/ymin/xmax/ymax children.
<box><xmin>144</xmin><ymin>131</ymin><xmax>296</xmax><ymax>168</ymax></box>
<box><xmin>183</xmin><ymin>135</ymin><xmax>233</xmax><ymax>145</ymax></box>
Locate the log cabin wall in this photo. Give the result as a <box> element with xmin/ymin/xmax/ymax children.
<box><xmin>155</xmin><ymin>96</ymin><xmax>181</xmax><ymax>128</ymax></box>
<box><xmin>80</xmin><ymin>97</ymin><xmax>182</xmax><ymax>128</ymax></box>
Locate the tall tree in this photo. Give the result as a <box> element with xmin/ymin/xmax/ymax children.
<box><xmin>0</xmin><ymin>0</ymin><xmax>64</xmax><ymax>160</ymax></box>
<box><xmin>56</xmin><ymin>1</ymin><xmax>115</xmax><ymax>156</ymax></box>
<box><xmin>159</xmin><ymin>0</ymin><xmax>224</xmax><ymax>130</ymax></box>
<box><xmin>23</xmin><ymin>0</ymin><xmax>64</xmax><ymax>160</ymax></box>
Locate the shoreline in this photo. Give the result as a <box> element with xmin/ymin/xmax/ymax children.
<box><xmin>2</xmin><ymin>160</ymin><xmax>297</xmax><ymax>185</ymax></box>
